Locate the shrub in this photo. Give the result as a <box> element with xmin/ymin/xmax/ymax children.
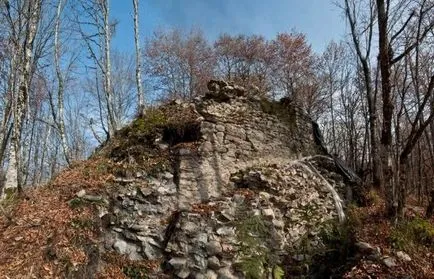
<box><xmin>390</xmin><ymin>217</ymin><xmax>434</xmax><ymax>251</ymax></box>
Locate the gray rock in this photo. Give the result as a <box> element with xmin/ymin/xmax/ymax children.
<box><xmin>205</xmin><ymin>270</ymin><xmax>218</xmax><ymax>279</ymax></box>
<box><xmin>123</xmin><ymin>230</ymin><xmax>138</xmax><ymax>241</ymax></box>
<box><xmin>262</xmin><ymin>208</ymin><xmax>274</xmax><ymax>218</ymax></box>
<box><xmin>169</xmin><ymin>257</ymin><xmax>188</xmax><ymax>269</ymax></box>
<box><xmin>355</xmin><ymin>241</ymin><xmax>376</xmax><ymax>254</ymax></box>
<box><xmin>382</xmin><ymin>256</ymin><xmax>397</xmax><ymax>268</ymax></box>
<box><xmin>179</xmin><ymin>148</ymin><xmax>192</xmax><ymax>155</ymax></box>
<box><xmin>142</xmin><ymin>241</ymin><xmax>162</xmax><ymax>260</ymax></box>
<box><xmin>396</xmin><ymin>251</ymin><xmax>411</xmax><ymax>262</ymax></box>
<box><xmin>217</xmin><ymin>267</ymin><xmax>237</xmax><ymax>279</ymax></box>
<box><xmin>113</xmin><ymin>239</ymin><xmax>142</xmax><ymax>260</ymax></box>
<box><xmin>193</xmin><ymin>253</ymin><xmax>208</xmax><ymax>270</ymax></box>
<box><xmin>176</xmin><ymin>268</ymin><xmax>190</xmax><ymax>279</ymax></box>
<box><xmin>272</xmin><ymin>219</ymin><xmax>285</xmax><ymax>229</ymax></box>
<box><xmin>207</xmin><ymin>256</ymin><xmax>220</xmax><ymax>270</ymax></box>
<box><xmin>82</xmin><ymin>194</ymin><xmax>103</xmax><ymax>202</ymax></box>
<box><xmin>181</xmin><ymin>221</ymin><xmax>199</xmax><ymax>234</ymax></box>
<box><xmin>113</xmin><ymin>239</ymin><xmax>129</xmax><ymax>254</ymax></box>
<box><xmin>195</xmin><ymin>233</ymin><xmax>209</xmax><ymax>245</ymax></box>
<box><xmin>216</xmin><ymin>227</ymin><xmax>235</xmax><ymax>236</ymax></box>
<box><xmin>76</xmin><ymin>189</ymin><xmax>86</xmax><ymax>198</ymax></box>
<box><xmin>206</xmin><ymin>240</ymin><xmax>223</xmax><ymax>256</ymax></box>
<box><xmin>163</xmin><ymin>172</ymin><xmax>174</xmax><ymax>180</ymax></box>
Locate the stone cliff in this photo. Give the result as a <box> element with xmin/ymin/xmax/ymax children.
<box><xmin>94</xmin><ymin>81</ymin><xmax>349</xmax><ymax>278</ymax></box>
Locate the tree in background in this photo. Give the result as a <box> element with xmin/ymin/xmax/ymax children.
<box><xmin>132</xmin><ymin>0</ymin><xmax>145</xmax><ymax>114</ymax></box>
<box><xmin>342</xmin><ymin>0</ymin><xmax>434</xmax><ymax>218</ymax></box>
<box><xmin>144</xmin><ymin>29</ymin><xmax>215</xmax><ymax>101</ymax></box>
<box><xmin>1</xmin><ymin>0</ymin><xmax>42</xmax><ymax>196</ymax></box>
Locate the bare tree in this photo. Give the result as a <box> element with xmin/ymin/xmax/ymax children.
<box><xmin>144</xmin><ymin>28</ymin><xmax>214</xmax><ymax>101</ymax></box>
<box><xmin>342</xmin><ymin>0</ymin><xmax>382</xmax><ymax>189</ymax></box>
<box><xmin>132</xmin><ymin>0</ymin><xmax>144</xmax><ymax>114</ymax></box>
<box><xmin>75</xmin><ymin>0</ymin><xmax>118</xmax><ymax>138</ymax></box>
<box><xmin>375</xmin><ymin>0</ymin><xmax>434</xmax><ymax>218</ymax></box>
<box><xmin>52</xmin><ymin>0</ymin><xmax>70</xmax><ymax>166</ymax></box>
<box><xmin>2</xmin><ymin>0</ymin><xmax>42</xmax><ymax>197</ymax></box>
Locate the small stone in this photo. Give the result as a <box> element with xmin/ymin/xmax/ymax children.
<box><xmin>169</xmin><ymin>257</ymin><xmax>188</xmax><ymax>269</ymax></box>
<box><xmin>259</xmin><ymin>191</ymin><xmax>271</xmax><ymax>200</ymax></box>
<box><xmin>158</xmin><ymin>143</ymin><xmax>169</xmax><ymax>150</ymax></box>
<box><xmin>217</xmin><ymin>267</ymin><xmax>237</xmax><ymax>279</ymax></box>
<box><xmin>382</xmin><ymin>256</ymin><xmax>397</xmax><ymax>268</ymax></box>
<box><xmin>123</xmin><ymin>230</ymin><xmax>138</xmax><ymax>241</ymax></box>
<box><xmin>113</xmin><ymin>239</ymin><xmax>142</xmax><ymax>260</ymax></box>
<box><xmin>179</xmin><ymin>148</ymin><xmax>191</xmax><ymax>155</ymax></box>
<box><xmin>193</xmin><ymin>253</ymin><xmax>208</xmax><ymax>269</ymax></box>
<box><xmin>207</xmin><ymin>256</ymin><xmax>220</xmax><ymax>270</ymax></box>
<box><xmin>200</xmin><ymin>141</ymin><xmax>214</xmax><ymax>153</ymax></box>
<box><xmin>163</xmin><ymin>172</ymin><xmax>174</xmax><ymax>180</ymax></box>
<box><xmin>143</xmin><ymin>242</ymin><xmax>162</xmax><ymax>260</ymax></box>
<box><xmin>195</xmin><ymin>233</ymin><xmax>208</xmax><ymax>245</ymax></box>
<box><xmin>82</xmin><ymin>195</ymin><xmax>103</xmax><ymax>202</ymax></box>
<box><xmin>220</xmin><ymin>209</ymin><xmax>234</xmax><ymax>221</ymax></box>
<box><xmin>272</xmin><ymin>219</ymin><xmax>285</xmax><ymax>229</ymax></box>
<box><xmin>76</xmin><ymin>189</ymin><xmax>86</xmax><ymax>198</ymax></box>
<box><xmin>206</xmin><ymin>240</ymin><xmax>223</xmax><ymax>255</ymax></box>
<box><xmin>112</xmin><ymin>227</ymin><xmax>123</xmax><ymax>233</ymax></box>
<box><xmin>181</xmin><ymin>221</ymin><xmax>199</xmax><ymax>234</ymax></box>
<box><xmin>216</xmin><ymin>227</ymin><xmax>235</xmax><ymax>236</ymax></box>
<box><xmin>113</xmin><ymin>239</ymin><xmax>128</xmax><ymax>254</ymax></box>
<box><xmin>176</xmin><ymin>268</ymin><xmax>190</xmax><ymax>279</ymax></box>
<box><xmin>355</xmin><ymin>241</ymin><xmax>376</xmax><ymax>254</ymax></box>
<box><xmin>396</xmin><ymin>251</ymin><xmax>411</xmax><ymax>262</ymax></box>
<box><xmin>14</xmin><ymin>236</ymin><xmax>23</xmax><ymax>241</ymax></box>
<box><xmin>205</xmin><ymin>270</ymin><xmax>218</xmax><ymax>279</ymax></box>
<box><xmin>262</xmin><ymin>208</ymin><xmax>274</xmax><ymax>218</ymax></box>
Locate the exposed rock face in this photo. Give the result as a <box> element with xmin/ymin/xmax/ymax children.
<box><xmin>100</xmin><ymin>82</ymin><xmax>349</xmax><ymax>278</ymax></box>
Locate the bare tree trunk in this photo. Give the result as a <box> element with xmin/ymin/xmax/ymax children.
<box><xmin>54</xmin><ymin>0</ymin><xmax>71</xmax><ymax>166</ymax></box>
<box><xmin>343</xmin><ymin>0</ymin><xmax>382</xmax><ymax>189</ymax></box>
<box><xmin>3</xmin><ymin>0</ymin><xmax>42</xmax><ymax>196</ymax></box>
<box><xmin>376</xmin><ymin>0</ymin><xmax>396</xmax><ymax>217</ymax></box>
<box><xmin>101</xmin><ymin>0</ymin><xmax>116</xmax><ymax>137</ymax></box>
<box><xmin>132</xmin><ymin>0</ymin><xmax>145</xmax><ymax>115</ymax></box>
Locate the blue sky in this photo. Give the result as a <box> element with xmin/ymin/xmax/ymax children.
<box><xmin>110</xmin><ymin>0</ymin><xmax>347</xmax><ymax>53</ymax></box>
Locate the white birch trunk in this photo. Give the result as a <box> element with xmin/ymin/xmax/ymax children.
<box><xmin>133</xmin><ymin>0</ymin><xmax>145</xmax><ymax>114</ymax></box>
<box><xmin>54</xmin><ymin>0</ymin><xmax>70</xmax><ymax>166</ymax></box>
<box><xmin>3</xmin><ymin>0</ymin><xmax>42</xmax><ymax>196</ymax></box>
<box><xmin>102</xmin><ymin>0</ymin><xmax>116</xmax><ymax>137</ymax></box>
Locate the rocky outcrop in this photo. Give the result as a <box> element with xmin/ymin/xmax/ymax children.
<box><xmin>97</xmin><ymin>81</ymin><xmax>352</xmax><ymax>278</ymax></box>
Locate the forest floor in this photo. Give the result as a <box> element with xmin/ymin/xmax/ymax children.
<box><xmin>0</xmin><ymin>159</ymin><xmax>433</xmax><ymax>278</ymax></box>
<box><xmin>343</xmin><ymin>192</ymin><xmax>434</xmax><ymax>279</ymax></box>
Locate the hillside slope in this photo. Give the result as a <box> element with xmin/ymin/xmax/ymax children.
<box><xmin>1</xmin><ymin>81</ymin><xmax>431</xmax><ymax>278</ymax></box>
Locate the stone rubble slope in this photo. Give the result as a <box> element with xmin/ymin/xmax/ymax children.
<box><xmin>97</xmin><ymin>80</ymin><xmax>352</xmax><ymax>278</ymax></box>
